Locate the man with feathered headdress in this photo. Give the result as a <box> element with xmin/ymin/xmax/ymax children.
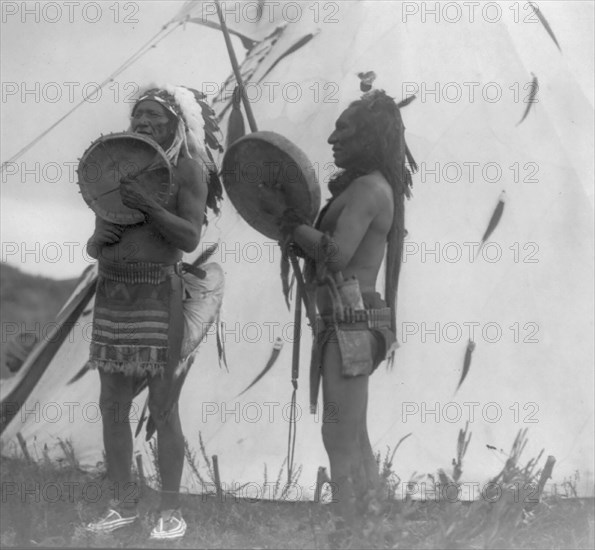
<box><xmin>85</xmin><ymin>85</ymin><xmax>224</xmax><ymax>539</ymax></box>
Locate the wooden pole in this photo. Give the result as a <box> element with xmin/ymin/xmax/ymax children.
<box><xmin>291</xmin><ymin>277</ymin><xmax>302</xmax><ymax>384</ymax></box>
<box><xmin>16</xmin><ymin>432</ymin><xmax>31</xmax><ymax>463</ymax></box>
<box><xmin>286</xmin><ymin>266</ymin><xmax>301</xmax><ymax>486</ymax></box>
<box><xmin>212</xmin><ymin>454</ymin><xmax>223</xmax><ymax>501</ymax></box>
<box><xmin>536</xmin><ymin>455</ymin><xmax>556</xmax><ymax>501</ymax></box>
<box><xmin>214</xmin><ymin>0</ymin><xmax>258</xmax><ymax>133</ymax></box>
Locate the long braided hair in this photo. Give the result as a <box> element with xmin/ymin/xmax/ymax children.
<box><xmin>329</xmin><ymin>90</ymin><xmax>416</xmax><ymax>334</ymax></box>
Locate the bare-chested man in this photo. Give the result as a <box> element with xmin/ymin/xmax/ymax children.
<box><xmin>281</xmin><ymin>90</ymin><xmax>414</xmax><ymax>534</ymax></box>
<box><xmin>85</xmin><ymin>86</ymin><xmax>223</xmax><ymax>539</ymax></box>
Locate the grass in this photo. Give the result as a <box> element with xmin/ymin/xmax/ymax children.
<box><xmin>1</xmin><ymin>429</ymin><xmax>593</xmax><ymax>549</ymax></box>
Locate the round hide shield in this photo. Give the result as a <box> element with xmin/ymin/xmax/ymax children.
<box><xmin>78</xmin><ymin>132</ymin><xmax>172</xmax><ymax>224</ymax></box>
<box><xmin>221</xmin><ymin>131</ymin><xmax>320</xmax><ymax>240</ymax></box>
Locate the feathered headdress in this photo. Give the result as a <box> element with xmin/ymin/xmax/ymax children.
<box><xmin>131</xmin><ymin>84</ymin><xmax>224</xmax><ymax>216</ymax></box>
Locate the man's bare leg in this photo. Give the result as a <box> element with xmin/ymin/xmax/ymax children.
<box><xmin>99</xmin><ymin>371</ymin><xmax>136</xmax><ymax>508</ymax></box>
<box><xmin>148</xmin><ymin>275</ymin><xmax>185</xmax><ymax>512</ymax></box>
<box><xmin>358</xmin><ymin>391</ymin><xmax>382</xmax><ymax>500</ymax></box>
<box><xmin>321</xmin><ymin>340</ymin><xmax>370</xmax><ymax>525</ymax></box>
<box><xmin>147</xmin><ymin>382</ymin><xmax>185</xmax><ymax>511</ymax></box>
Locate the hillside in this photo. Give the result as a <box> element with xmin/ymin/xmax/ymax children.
<box><xmin>0</xmin><ymin>263</ymin><xmax>79</xmax><ymax>378</ymax></box>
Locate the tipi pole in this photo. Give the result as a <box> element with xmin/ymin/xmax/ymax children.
<box><xmin>212</xmin><ymin>454</ymin><xmax>223</xmax><ymax>500</ymax></box>
<box><xmin>214</xmin><ymin>0</ymin><xmax>258</xmax><ymax>133</ymax></box>
<box><xmin>214</xmin><ymin>0</ymin><xmax>308</xmax><ymax>485</ymax></box>
<box><xmin>286</xmin><ymin>258</ymin><xmax>301</xmax><ymax>485</ymax></box>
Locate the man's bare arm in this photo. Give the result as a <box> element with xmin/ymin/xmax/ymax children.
<box><xmin>293</xmin><ymin>176</ymin><xmax>382</xmax><ymax>272</ymax></box>
<box><xmin>120</xmin><ymin>159</ymin><xmax>207</xmax><ymax>252</ymax></box>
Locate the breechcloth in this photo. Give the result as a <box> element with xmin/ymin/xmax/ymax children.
<box><xmin>309</xmin><ymin>292</ymin><xmax>396</xmax><ymax>413</ymax></box>
<box><xmin>87</xmin><ymin>260</ymin><xmax>185</xmax><ymax>377</ymax></box>
<box><xmin>88</xmin><ymin>259</ymin><xmax>224</xmax><ymax>445</ymax></box>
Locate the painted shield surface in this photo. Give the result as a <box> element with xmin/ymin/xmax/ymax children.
<box><xmin>77</xmin><ymin>132</ymin><xmax>172</xmax><ymax>224</ymax></box>
<box><xmin>221</xmin><ymin>131</ymin><xmax>321</xmax><ymax>240</ymax></box>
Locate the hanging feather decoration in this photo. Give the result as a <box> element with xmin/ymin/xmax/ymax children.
<box><xmin>67</xmin><ymin>365</ymin><xmax>89</xmax><ymax>385</ymax></box>
<box><xmin>456</xmin><ymin>340</ymin><xmax>476</xmax><ymax>393</ymax></box>
<box><xmin>194</xmin><ymin>242</ymin><xmax>219</xmax><ymax>266</ymax></box>
<box><xmin>395</xmin><ymin>95</ymin><xmax>419</xmax><ymax>175</ymax></box>
<box><xmin>280</xmin><ymin>241</ymin><xmax>291</xmax><ymax>309</ymax></box>
<box><xmin>476</xmin><ymin>191</ymin><xmax>506</xmax><ymax>259</ymax></box>
<box><xmin>135</xmin><ymin>397</ymin><xmax>149</xmax><ymax>438</ymax></box>
<box><xmin>397</xmin><ymin>95</ymin><xmax>417</xmax><ymax>109</ymax></box>
<box><xmin>530</xmin><ymin>4</ymin><xmax>562</xmax><ymax>51</ymax></box>
<box><xmin>237</xmin><ymin>337</ymin><xmax>284</xmax><ymax>396</ymax></box>
<box><xmin>145</xmin><ymin>416</ymin><xmax>156</xmax><ymax>442</ymax></box>
<box><xmin>517</xmin><ymin>73</ymin><xmax>539</xmax><ymax>126</ymax></box>
<box><xmin>216</xmin><ymin>314</ymin><xmax>228</xmax><ymax>371</ymax></box>
<box><xmin>278</xmin><ymin>209</ymin><xmax>309</xmax><ymax>309</ymax></box>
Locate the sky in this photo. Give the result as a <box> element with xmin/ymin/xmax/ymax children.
<box><xmin>1</xmin><ymin>0</ymin><xmax>235</xmax><ymax>278</ymax></box>
<box><xmin>1</xmin><ymin>0</ymin><xmax>593</xmax><ymax>279</ymax></box>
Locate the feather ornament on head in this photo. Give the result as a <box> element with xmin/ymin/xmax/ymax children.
<box><xmin>132</xmin><ymin>84</ymin><xmax>223</xmax><ymax>166</ymax></box>
<box><xmin>131</xmin><ymin>84</ymin><xmax>224</xmax><ymax>216</ymax></box>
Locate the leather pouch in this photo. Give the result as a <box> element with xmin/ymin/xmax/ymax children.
<box><xmin>335</xmin><ymin>326</ymin><xmax>374</xmax><ymax>377</ymax></box>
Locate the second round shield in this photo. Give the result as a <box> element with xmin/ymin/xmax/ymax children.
<box><xmin>221</xmin><ymin>131</ymin><xmax>321</xmax><ymax>240</ymax></box>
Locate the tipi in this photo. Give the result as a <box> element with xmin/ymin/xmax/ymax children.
<box><xmin>2</xmin><ymin>0</ymin><xmax>593</xmax><ymax>500</ymax></box>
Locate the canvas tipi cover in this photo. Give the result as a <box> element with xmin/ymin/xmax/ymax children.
<box><xmin>1</xmin><ymin>1</ymin><xmax>593</xmax><ymax>500</ymax></box>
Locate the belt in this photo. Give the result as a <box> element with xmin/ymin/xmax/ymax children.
<box><xmin>98</xmin><ymin>260</ymin><xmax>206</xmax><ymax>285</ymax></box>
<box><xmin>318</xmin><ymin>307</ymin><xmax>392</xmax><ymax>330</ymax></box>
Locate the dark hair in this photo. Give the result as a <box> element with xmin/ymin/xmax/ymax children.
<box><xmin>332</xmin><ymin>90</ymin><xmax>415</xmax><ymax>334</ymax></box>
<box><xmin>346</xmin><ymin>90</ymin><xmax>413</xmax><ymax>197</ymax></box>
